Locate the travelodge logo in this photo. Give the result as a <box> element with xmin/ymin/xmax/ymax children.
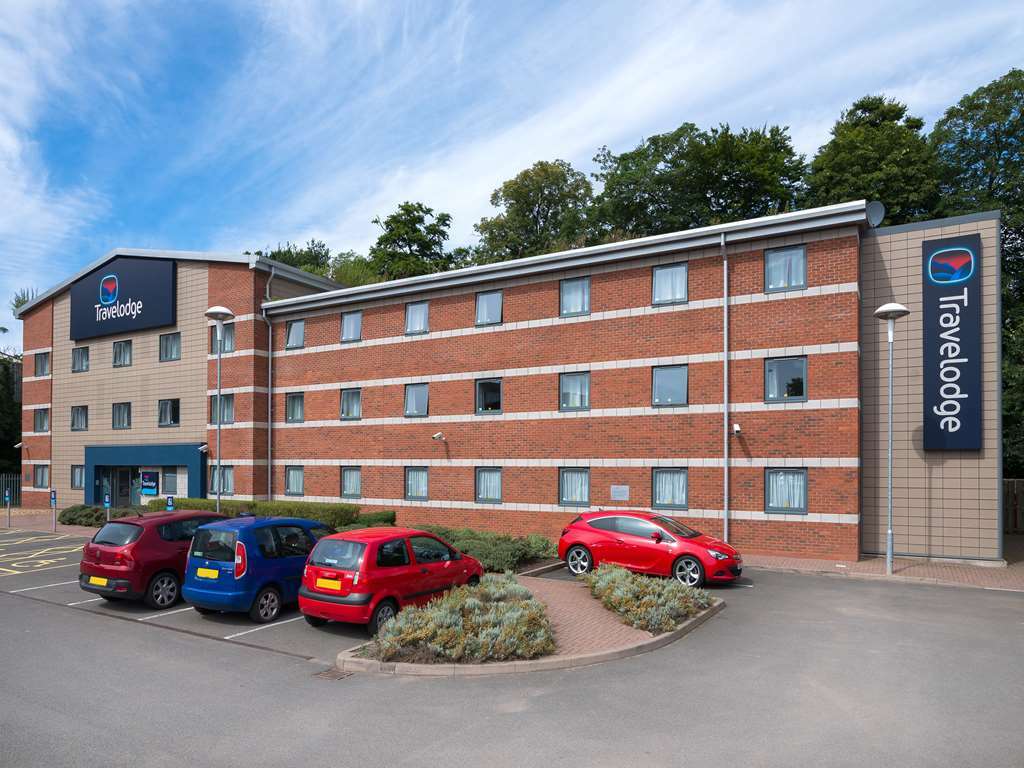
<box><xmin>927</xmin><ymin>246</ymin><xmax>975</xmax><ymax>285</ymax></box>
<box><xmin>99</xmin><ymin>274</ymin><xmax>118</xmax><ymax>305</ymax></box>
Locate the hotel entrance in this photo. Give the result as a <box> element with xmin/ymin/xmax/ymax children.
<box><xmin>97</xmin><ymin>466</ymin><xmax>142</xmax><ymax>508</ymax></box>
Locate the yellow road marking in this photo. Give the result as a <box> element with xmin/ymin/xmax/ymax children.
<box><xmin>0</xmin><ymin>545</ymin><xmax>83</xmax><ymax>564</ymax></box>
<box><xmin>0</xmin><ymin>562</ymin><xmax>80</xmax><ymax>576</ymax></box>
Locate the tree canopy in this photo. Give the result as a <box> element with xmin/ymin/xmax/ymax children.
<box><xmin>368</xmin><ymin>201</ymin><xmax>460</xmax><ymax>281</ymax></box>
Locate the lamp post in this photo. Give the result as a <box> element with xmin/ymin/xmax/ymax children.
<box><xmin>205</xmin><ymin>306</ymin><xmax>235</xmax><ymax>515</ymax></box>
<box><xmin>874</xmin><ymin>302</ymin><xmax>910</xmax><ymax>576</ymax></box>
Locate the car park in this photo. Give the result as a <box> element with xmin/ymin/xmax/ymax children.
<box><xmin>182</xmin><ymin>516</ymin><xmax>333</xmax><ymax>623</ymax></box>
<box><xmin>298</xmin><ymin>527</ymin><xmax>484</xmax><ymax>635</ymax></box>
<box><xmin>558</xmin><ymin>511</ymin><xmax>742</xmax><ymax>587</ymax></box>
<box><xmin>78</xmin><ymin>511</ymin><xmax>225</xmax><ymax>608</ymax></box>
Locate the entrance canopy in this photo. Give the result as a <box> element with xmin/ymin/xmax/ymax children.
<box><xmin>84</xmin><ymin>443</ymin><xmax>206</xmax><ymax>505</ymax></box>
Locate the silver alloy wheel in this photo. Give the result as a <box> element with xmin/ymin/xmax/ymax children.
<box><xmin>151</xmin><ymin>575</ymin><xmax>178</xmax><ymax>608</ymax></box>
<box><xmin>257</xmin><ymin>590</ymin><xmax>280</xmax><ymax>621</ymax></box>
<box><xmin>675</xmin><ymin>558</ymin><xmax>702</xmax><ymax>587</ymax></box>
<box><xmin>376</xmin><ymin>603</ymin><xmax>396</xmax><ymax>630</ymax></box>
<box><xmin>566</xmin><ymin>547</ymin><xmax>590</xmax><ymax>575</ymax></box>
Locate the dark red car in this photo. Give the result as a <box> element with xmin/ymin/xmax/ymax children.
<box><xmin>299</xmin><ymin>527</ymin><xmax>484</xmax><ymax>635</ymax></box>
<box><xmin>79</xmin><ymin>511</ymin><xmax>225</xmax><ymax>609</ymax></box>
<box><xmin>558</xmin><ymin>511</ymin><xmax>742</xmax><ymax>587</ymax></box>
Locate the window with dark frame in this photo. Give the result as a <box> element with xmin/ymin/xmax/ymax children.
<box><xmin>559</xmin><ymin>372</ymin><xmax>590</xmax><ymax>411</ymax></box>
<box><xmin>285</xmin><ymin>320</ymin><xmax>305</xmax><ymax>349</ymax></box>
<box><xmin>71</xmin><ymin>465</ymin><xmax>85</xmax><ymax>490</ymax></box>
<box><xmin>652</xmin><ymin>365</ymin><xmax>687</xmax><ymax>406</ymax></box>
<box><xmin>34</xmin><ymin>352</ymin><xmax>50</xmax><ymax>377</ymax></box>
<box><xmin>71</xmin><ymin>347</ymin><xmax>89</xmax><ymax>373</ymax></box>
<box><xmin>210</xmin><ymin>394</ymin><xmax>235</xmax><ymax>424</ymax></box>
<box><xmin>33</xmin><ymin>465</ymin><xmax>49</xmax><ymax>488</ymax></box>
<box><xmin>285</xmin><ymin>465</ymin><xmax>304</xmax><ymax>496</ymax></box>
<box><xmin>341</xmin><ymin>466</ymin><xmax>361</xmax><ymax>498</ymax></box>
<box><xmin>159</xmin><ymin>332</ymin><xmax>181</xmax><ymax>362</ymax></box>
<box><xmin>285</xmin><ymin>392</ymin><xmax>305</xmax><ymax>423</ymax></box>
<box><xmin>475</xmin><ymin>467</ymin><xmax>502</xmax><ymax>503</ymax></box>
<box><xmin>475</xmin><ymin>290</ymin><xmax>503</xmax><ymax>326</ymax></box>
<box><xmin>33</xmin><ymin>408</ymin><xmax>49</xmax><ymax>433</ymax></box>
<box><xmin>70</xmin><ymin>405</ymin><xmax>88</xmax><ymax>432</ymax></box>
<box><xmin>475</xmin><ymin>378</ymin><xmax>502</xmax><ymax>413</ymax></box>
<box><xmin>158</xmin><ymin>399</ymin><xmax>180</xmax><ymax>427</ymax></box>
<box><xmin>340</xmin><ymin>388</ymin><xmax>362</xmax><ymax>420</ymax></box>
<box><xmin>211</xmin><ymin>323</ymin><xmax>236</xmax><ymax>353</ymax></box>
<box><xmin>765</xmin><ymin>468</ymin><xmax>807</xmax><ymax>513</ymax></box>
<box><xmin>652</xmin><ymin>468</ymin><xmax>688</xmax><ymax>509</ymax></box>
<box><xmin>112</xmin><ymin>402</ymin><xmax>131</xmax><ymax>430</ymax></box>
<box><xmin>765</xmin><ymin>245</ymin><xmax>807</xmax><ymax>292</ymax></box>
<box><xmin>405</xmin><ymin>301</ymin><xmax>429</xmax><ymax>334</ymax></box>
<box><xmin>652</xmin><ymin>263</ymin><xmax>688</xmax><ymax>305</ymax></box>
<box><xmin>112</xmin><ymin>340</ymin><xmax>132</xmax><ymax>368</ymax></box>
<box><xmin>210</xmin><ymin>466</ymin><xmax>234</xmax><ymax>495</ymax></box>
<box><xmin>560</xmin><ymin>277</ymin><xmax>590</xmax><ymax>317</ymax></box>
<box><xmin>404</xmin><ymin>383</ymin><xmax>428</xmax><ymax>417</ymax></box>
<box><xmin>341</xmin><ymin>311</ymin><xmax>362</xmax><ymax>342</ymax></box>
<box><xmin>405</xmin><ymin>466</ymin><xmax>428</xmax><ymax>500</ymax></box>
<box><xmin>764</xmin><ymin>357</ymin><xmax>807</xmax><ymax>402</ymax></box>
<box><xmin>559</xmin><ymin>467</ymin><xmax>589</xmax><ymax>506</ymax></box>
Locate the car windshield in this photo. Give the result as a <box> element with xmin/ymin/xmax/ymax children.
<box><xmin>190</xmin><ymin>528</ymin><xmax>237</xmax><ymax>562</ymax></box>
<box><xmin>651</xmin><ymin>516</ymin><xmax>700</xmax><ymax>539</ymax></box>
<box><xmin>309</xmin><ymin>539</ymin><xmax>366</xmax><ymax>570</ymax></box>
<box><xmin>93</xmin><ymin>522</ymin><xmax>143</xmax><ymax>547</ymax></box>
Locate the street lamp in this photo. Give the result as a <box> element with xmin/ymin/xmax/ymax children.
<box><xmin>874</xmin><ymin>302</ymin><xmax>911</xmax><ymax>576</ymax></box>
<box><xmin>205</xmin><ymin>305</ymin><xmax>235</xmax><ymax>515</ymax></box>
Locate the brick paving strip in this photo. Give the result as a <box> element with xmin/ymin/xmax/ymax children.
<box><xmin>336</xmin><ymin>575</ymin><xmax>724</xmax><ymax>676</ymax></box>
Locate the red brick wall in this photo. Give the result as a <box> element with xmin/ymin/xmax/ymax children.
<box><xmin>21</xmin><ymin>303</ymin><xmax>53</xmax><ymax>506</ymax></box>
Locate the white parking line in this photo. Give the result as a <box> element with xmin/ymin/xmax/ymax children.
<box><xmin>8</xmin><ymin>580</ymin><xmax>78</xmax><ymax>593</ymax></box>
<box><xmin>223</xmin><ymin>615</ymin><xmax>304</xmax><ymax>640</ymax></box>
<box><xmin>137</xmin><ymin>606</ymin><xmax>194</xmax><ymax>621</ymax></box>
<box><xmin>67</xmin><ymin>597</ymin><xmax>103</xmax><ymax>606</ymax></box>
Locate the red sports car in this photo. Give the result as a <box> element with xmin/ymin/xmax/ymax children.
<box><xmin>558</xmin><ymin>511</ymin><xmax>742</xmax><ymax>587</ymax></box>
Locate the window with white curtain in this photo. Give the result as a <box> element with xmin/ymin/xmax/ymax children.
<box><xmin>341</xmin><ymin>467</ymin><xmax>361</xmax><ymax>498</ymax></box>
<box><xmin>34</xmin><ymin>465</ymin><xmax>49</xmax><ymax>488</ymax></box>
<box><xmin>404</xmin><ymin>383</ymin><xmax>428</xmax><ymax>416</ymax></box>
<box><xmin>560</xmin><ymin>277</ymin><xmax>590</xmax><ymax>316</ymax></box>
<box><xmin>112</xmin><ymin>340</ymin><xmax>132</xmax><ymax>367</ymax></box>
<box><xmin>340</xmin><ymin>388</ymin><xmax>361</xmax><ymax>420</ymax></box>
<box><xmin>34</xmin><ymin>352</ymin><xmax>50</xmax><ymax>376</ymax></box>
<box><xmin>652</xmin><ymin>365</ymin><xmax>687</xmax><ymax>406</ymax></box>
<box><xmin>764</xmin><ymin>357</ymin><xmax>807</xmax><ymax>402</ymax></box>
<box><xmin>341</xmin><ymin>311</ymin><xmax>362</xmax><ymax>342</ymax></box>
<box><xmin>652</xmin><ymin>468</ymin><xmax>688</xmax><ymax>509</ymax></box>
<box><xmin>405</xmin><ymin>467</ymin><xmax>428</xmax><ymax>500</ymax></box>
<box><xmin>71</xmin><ymin>465</ymin><xmax>85</xmax><ymax>490</ymax></box>
<box><xmin>285</xmin><ymin>320</ymin><xmax>305</xmax><ymax>349</ymax></box>
<box><xmin>285</xmin><ymin>393</ymin><xmax>305</xmax><ymax>423</ymax></box>
<box><xmin>162</xmin><ymin>467</ymin><xmax>178</xmax><ymax>495</ymax></box>
<box><xmin>71</xmin><ymin>347</ymin><xmax>89</xmax><ymax>373</ymax></box>
<box><xmin>765</xmin><ymin>246</ymin><xmax>807</xmax><ymax>292</ymax></box>
<box><xmin>211</xmin><ymin>323</ymin><xmax>236</xmax><ymax>353</ymax></box>
<box><xmin>405</xmin><ymin>301</ymin><xmax>429</xmax><ymax>334</ymax></box>
<box><xmin>475</xmin><ymin>467</ymin><xmax>502</xmax><ymax>503</ymax></box>
<box><xmin>559</xmin><ymin>372</ymin><xmax>590</xmax><ymax>411</ymax></box>
<box><xmin>158</xmin><ymin>399</ymin><xmax>180</xmax><ymax>427</ymax></box>
<box><xmin>70</xmin><ymin>405</ymin><xmax>88</xmax><ymax>432</ymax></box>
<box><xmin>159</xmin><ymin>332</ymin><xmax>181</xmax><ymax>362</ymax></box>
<box><xmin>285</xmin><ymin>465</ymin><xmax>304</xmax><ymax>496</ymax></box>
<box><xmin>210</xmin><ymin>466</ymin><xmax>234</xmax><ymax>495</ymax></box>
<box><xmin>210</xmin><ymin>394</ymin><xmax>234</xmax><ymax>424</ymax></box>
<box><xmin>112</xmin><ymin>402</ymin><xmax>131</xmax><ymax>429</ymax></box>
<box><xmin>652</xmin><ymin>263</ymin><xmax>688</xmax><ymax>305</ymax></box>
<box><xmin>33</xmin><ymin>408</ymin><xmax>49</xmax><ymax>432</ymax></box>
<box><xmin>766</xmin><ymin>469</ymin><xmax>807</xmax><ymax>513</ymax></box>
<box><xmin>475</xmin><ymin>290</ymin><xmax>503</xmax><ymax>325</ymax></box>
<box><xmin>559</xmin><ymin>468</ymin><xmax>589</xmax><ymax>506</ymax></box>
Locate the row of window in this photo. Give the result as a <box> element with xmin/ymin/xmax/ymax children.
<box><xmin>205</xmin><ymin>465</ymin><xmax>809</xmax><ymax>513</ymax></box>
<box><xmin>282</xmin><ymin>246</ymin><xmax>809</xmax><ymax>349</ymax></box>
<box><xmin>42</xmin><ymin>325</ymin><xmax>238</xmax><ymax>376</ymax></box>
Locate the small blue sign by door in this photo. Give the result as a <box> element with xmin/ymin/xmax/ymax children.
<box><xmin>50</xmin><ymin>490</ymin><xmax>57</xmax><ymax>508</ymax></box>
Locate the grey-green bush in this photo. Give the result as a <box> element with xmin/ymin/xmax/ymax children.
<box><xmin>145</xmin><ymin>498</ymin><xmax>360</xmax><ymax>528</ymax></box>
<box><xmin>58</xmin><ymin>505</ymin><xmax>147</xmax><ymax>527</ymax></box>
<box><xmin>582</xmin><ymin>564</ymin><xmax>714</xmax><ymax>634</ymax></box>
<box><xmin>420</xmin><ymin>525</ymin><xmax>556</xmax><ymax>572</ymax></box>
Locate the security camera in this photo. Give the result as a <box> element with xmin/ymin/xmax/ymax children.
<box><xmin>732</xmin><ymin>423</ymin><xmax>741</xmax><ymax>435</ymax></box>
<box><xmin>431</xmin><ymin>432</ymin><xmax>445</xmax><ymax>441</ymax></box>
<box><xmin>198</xmin><ymin>444</ymin><xmax>209</xmax><ymax>453</ymax></box>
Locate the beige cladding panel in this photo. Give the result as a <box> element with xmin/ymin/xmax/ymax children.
<box><xmin>861</xmin><ymin>217</ymin><xmax>1001</xmax><ymax>560</ymax></box>
<box><xmin>50</xmin><ymin>262</ymin><xmax>210</xmax><ymax>505</ymax></box>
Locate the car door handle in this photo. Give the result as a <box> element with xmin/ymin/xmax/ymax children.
<box><xmin>615</xmin><ymin>538</ymin><xmax>625</xmax><ymax>543</ymax></box>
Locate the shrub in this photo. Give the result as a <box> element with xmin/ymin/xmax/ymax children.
<box><xmin>354</xmin><ymin>510</ymin><xmax>397</xmax><ymax>526</ymax></box>
<box><xmin>582</xmin><ymin>565</ymin><xmax>714</xmax><ymax>634</ymax></box>
<box><xmin>59</xmin><ymin>505</ymin><xmax>147</xmax><ymax>527</ymax></box>
<box><xmin>145</xmin><ymin>498</ymin><xmax>360</xmax><ymax>528</ymax></box>
<box><xmin>367</xmin><ymin>573</ymin><xmax>555</xmax><ymax>663</ymax></box>
<box><xmin>419</xmin><ymin>525</ymin><xmax>556</xmax><ymax>572</ymax></box>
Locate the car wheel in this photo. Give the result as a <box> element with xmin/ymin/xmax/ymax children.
<box><xmin>467</xmin><ymin>575</ymin><xmax>480</xmax><ymax>587</ymax></box>
<box><xmin>193</xmin><ymin>605</ymin><xmax>217</xmax><ymax>615</ymax></box>
<box><xmin>566</xmin><ymin>545</ymin><xmax>592</xmax><ymax>576</ymax></box>
<box><xmin>367</xmin><ymin>599</ymin><xmax>398</xmax><ymax>636</ymax></box>
<box><xmin>673</xmin><ymin>556</ymin><xmax>705</xmax><ymax>588</ymax></box>
<box><xmin>144</xmin><ymin>572</ymin><xmax>180</xmax><ymax>609</ymax></box>
<box><xmin>304</xmin><ymin>614</ymin><xmax>328</xmax><ymax>628</ymax></box>
<box><xmin>249</xmin><ymin>587</ymin><xmax>282</xmax><ymax>624</ymax></box>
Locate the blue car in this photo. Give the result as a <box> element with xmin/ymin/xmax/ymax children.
<box><xmin>183</xmin><ymin>516</ymin><xmax>333</xmax><ymax>623</ymax></box>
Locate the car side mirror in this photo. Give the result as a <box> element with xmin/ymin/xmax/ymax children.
<box><xmin>651</xmin><ymin>531</ymin><xmax>662</xmax><ymax>542</ymax></box>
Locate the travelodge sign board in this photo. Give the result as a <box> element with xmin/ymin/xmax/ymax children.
<box><xmin>70</xmin><ymin>256</ymin><xmax>176</xmax><ymax>340</ymax></box>
<box><xmin>922</xmin><ymin>233</ymin><xmax>982</xmax><ymax>450</ymax></box>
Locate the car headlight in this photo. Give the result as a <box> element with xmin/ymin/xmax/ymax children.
<box><xmin>707</xmin><ymin>549</ymin><xmax>729</xmax><ymax>560</ymax></box>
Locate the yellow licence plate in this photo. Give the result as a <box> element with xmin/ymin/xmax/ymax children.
<box><xmin>88</xmin><ymin>576</ymin><xmax>108</xmax><ymax>586</ymax></box>
<box><xmin>315</xmin><ymin>578</ymin><xmax>342</xmax><ymax>591</ymax></box>
<box><xmin>196</xmin><ymin>567</ymin><xmax>220</xmax><ymax>579</ymax></box>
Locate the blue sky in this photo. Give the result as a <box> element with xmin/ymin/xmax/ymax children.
<box><xmin>2</xmin><ymin>0</ymin><xmax>1022</xmax><ymax>349</ymax></box>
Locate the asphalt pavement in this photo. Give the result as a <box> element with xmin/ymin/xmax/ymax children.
<box><xmin>2</xmin><ymin>557</ymin><xmax>1022</xmax><ymax>768</ymax></box>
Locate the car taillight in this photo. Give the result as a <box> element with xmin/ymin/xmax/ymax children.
<box><xmin>113</xmin><ymin>549</ymin><xmax>133</xmax><ymax>567</ymax></box>
<box><xmin>234</xmin><ymin>541</ymin><xmax>247</xmax><ymax>579</ymax></box>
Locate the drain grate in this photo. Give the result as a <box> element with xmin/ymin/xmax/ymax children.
<box><xmin>314</xmin><ymin>668</ymin><xmax>353</xmax><ymax>681</ymax></box>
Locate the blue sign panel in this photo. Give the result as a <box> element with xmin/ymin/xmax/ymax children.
<box><xmin>69</xmin><ymin>256</ymin><xmax>176</xmax><ymax>341</ymax></box>
<box><xmin>141</xmin><ymin>471</ymin><xmax>159</xmax><ymax>496</ymax></box>
<box><xmin>922</xmin><ymin>234</ymin><xmax>982</xmax><ymax>450</ymax></box>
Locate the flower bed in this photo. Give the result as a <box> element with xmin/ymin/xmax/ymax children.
<box><xmin>582</xmin><ymin>565</ymin><xmax>714</xmax><ymax>634</ymax></box>
<box><xmin>366</xmin><ymin>573</ymin><xmax>555</xmax><ymax>663</ymax></box>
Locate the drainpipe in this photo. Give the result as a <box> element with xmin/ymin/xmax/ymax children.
<box><xmin>263</xmin><ymin>267</ymin><xmax>276</xmax><ymax>502</ymax></box>
<box><xmin>721</xmin><ymin>232</ymin><xmax>730</xmax><ymax>543</ymax></box>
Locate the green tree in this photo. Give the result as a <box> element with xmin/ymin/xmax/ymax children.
<box><xmin>368</xmin><ymin>202</ymin><xmax>459</xmax><ymax>280</ymax></box>
<box><xmin>0</xmin><ymin>354</ymin><xmax>20</xmax><ymax>473</ymax></box>
<box><xmin>249</xmin><ymin>239</ymin><xmax>332</xmax><ymax>275</ymax></box>
<box><xmin>328</xmin><ymin>250</ymin><xmax>382</xmax><ymax>287</ymax></box>
<box><xmin>474</xmin><ymin>160</ymin><xmax>593</xmax><ymax>263</ymax></box>
<box><xmin>803</xmin><ymin>95</ymin><xmax>940</xmax><ymax>224</ymax></box>
<box><xmin>10</xmin><ymin>287</ymin><xmax>38</xmax><ymax>316</ymax></box>
<box><xmin>931</xmin><ymin>69</ymin><xmax>1024</xmax><ymax>474</ymax></box>
<box><xmin>592</xmin><ymin>123</ymin><xmax>805</xmax><ymax>239</ymax></box>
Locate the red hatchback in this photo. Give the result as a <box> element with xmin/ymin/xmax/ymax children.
<box><xmin>299</xmin><ymin>527</ymin><xmax>484</xmax><ymax>635</ymax></box>
<box><xmin>79</xmin><ymin>511</ymin><xmax>225</xmax><ymax>609</ymax></box>
<box><xmin>558</xmin><ymin>511</ymin><xmax>742</xmax><ymax>587</ymax></box>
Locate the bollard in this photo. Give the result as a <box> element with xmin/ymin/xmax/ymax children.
<box><xmin>104</xmin><ymin>493</ymin><xmax>111</xmax><ymax>523</ymax></box>
<box><xmin>50</xmin><ymin>489</ymin><xmax>57</xmax><ymax>532</ymax></box>
<box><xmin>5</xmin><ymin>489</ymin><xmax>10</xmax><ymax>529</ymax></box>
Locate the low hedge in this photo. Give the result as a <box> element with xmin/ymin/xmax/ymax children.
<box><xmin>420</xmin><ymin>525</ymin><xmax>556</xmax><ymax>572</ymax></box>
<box><xmin>582</xmin><ymin>565</ymin><xmax>714</xmax><ymax>634</ymax></box>
<box><xmin>367</xmin><ymin>573</ymin><xmax>555</xmax><ymax>663</ymax></box>
<box><xmin>144</xmin><ymin>498</ymin><xmax>360</xmax><ymax>528</ymax></box>
<box><xmin>58</xmin><ymin>505</ymin><xmax>147</xmax><ymax>527</ymax></box>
